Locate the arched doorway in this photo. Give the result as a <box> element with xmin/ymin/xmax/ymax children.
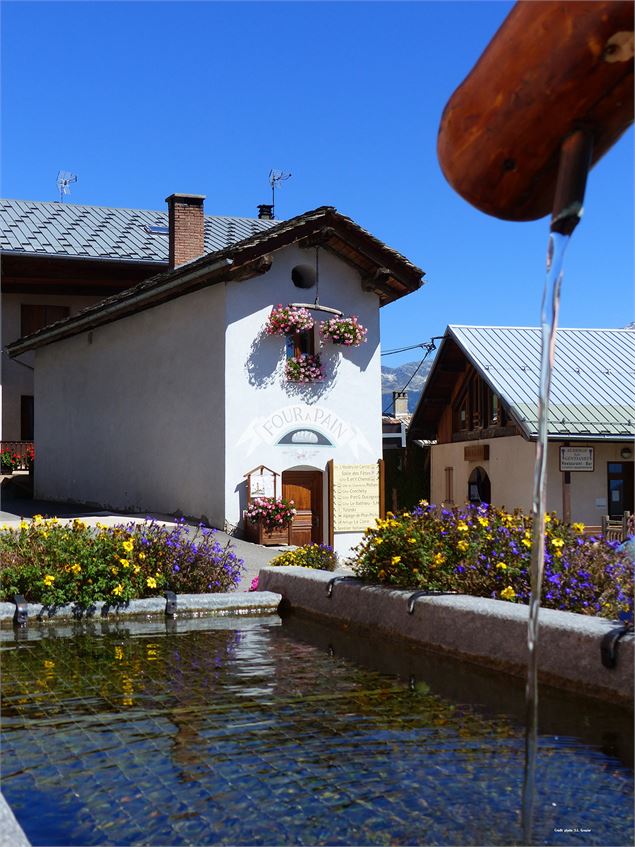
<box><xmin>282</xmin><ymin>468</ymin><xmax>323</xmax><ymax>545</ymax></box>
<box><xmin>468</xmin><ymin>466</ymin><xmax>491</xmax><ymax>505</ymax></box>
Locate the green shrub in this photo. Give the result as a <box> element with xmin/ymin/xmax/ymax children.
<box><xmin>0</xmin><ymin>516</ymin><xmax>243</xmax><ymax>607</ymax></box>
<box><xmin>270</xmin><ymin>543</ymin><xmax>338</xmax><ymax>571</ymax></box>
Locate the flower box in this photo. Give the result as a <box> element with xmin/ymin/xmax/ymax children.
<box><xmin>285</xmin><ymin>353</ymin><xmax>324</xmax><ymax>383</ymax></box>
<box><xmin>265</xmin><ymin>305</ymin><xmax>314</xmax><ymax>336</ymax></box>
<box><xmin>320</xmin><ymin>315</ymin><xmax>367</xmax><ymax>347</ymax></box>
<box><xmin>244</xmin><ymin>517</ymin><xmax>291</xmax><ymax>546</ymax></box>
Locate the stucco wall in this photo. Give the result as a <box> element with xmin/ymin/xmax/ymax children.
<box><xmin>1</xmin><ymin>293</ymin><xmax>100</xmax><ymax>440</ymax></box>
<box><xmin>431</xmin><ymin>435</ymin><xmax>633</xmax><ymax>524</ymax></box>
<box><xmin>34</xmin><ymin>285</ymin><xmax>226</xmax><ymax>523</ymax></box>
<box><xmin>224</xmin><ymin>244</ymin><xmax>383</xmax><ymax>559</ymax></box>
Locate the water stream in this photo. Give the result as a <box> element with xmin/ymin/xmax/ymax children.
<box><xmin>521</xmin><ymin>231</ymin><xmax>570</xmax><ymax>844</ymax></box>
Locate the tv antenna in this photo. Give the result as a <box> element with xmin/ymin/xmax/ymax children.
<box><xmin>57</xmin><ymin>170</ymin><xmax>78</xmax><ymax>202</ymax></box>
<box><xmin>269</xmin><ymin>169</ymin><xmax>291</xmax><ymax>218</ymax></box>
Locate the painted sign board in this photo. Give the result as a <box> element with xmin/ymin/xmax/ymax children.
<box><xmin>559</xmin><ymin>446</ymin><xmax>594</xmax><ymax>472</ymax></box>
<box><xmin>332</xmin><ymin>463</ymin><xmax>380</xmax><ymax>532</ymax></box>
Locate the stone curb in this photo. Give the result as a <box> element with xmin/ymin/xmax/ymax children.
<box><xmin>258</xmin><ymin>567</ymin><xmax>634</xmax><ymax>705</ymax></box>
<box><xmin>0</xmin><ymin>793</ymin><xmax>30</xmax><ymax>847</ymax></box>
<box><xmin>0</xmin><ymin>591</ymin><xmax>281</xmax><ymax>625</ymax></box>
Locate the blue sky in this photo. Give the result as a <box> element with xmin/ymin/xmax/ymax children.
<box><xmin>2</xmin><ymin>1</ymin><xmax>633</xmax><ymax>366</ymax></box>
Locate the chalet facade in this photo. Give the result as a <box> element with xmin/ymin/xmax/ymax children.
<box><xmin>8</xmin><ymin>204</ymin><xmax>425</xmax><ymax>557</ymax></box>
<box><xmin>409</xmin><ymin>325</ymin><xmax>635</xmax><ymax>525</ymax></box>
<box><xmin>0</xmin><ymin>196</ymin><xmax>275</xmax><ymax>441</ymax></box>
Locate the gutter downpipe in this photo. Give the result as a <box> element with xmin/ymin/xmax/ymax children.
<box><xmin>7</xmin><ymin>257</ymin><xmax>234</xmax><ymax>357</ymax></box>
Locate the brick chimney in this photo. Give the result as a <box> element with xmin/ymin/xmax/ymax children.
<box><xmin>393</xmin><ymin>390</ymin><xmax>409</xmax><ymax>418</ymax></box>
<box><xmin>165</xmin><ymin>193</ymin><xmax>206</xmax><ymax>269</ymax></box>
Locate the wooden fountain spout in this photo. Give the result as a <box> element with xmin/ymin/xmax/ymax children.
<box><xmin>438</xmin><ymin>1</ymin><xmax>634</xmax><ymax>224</ymax></box>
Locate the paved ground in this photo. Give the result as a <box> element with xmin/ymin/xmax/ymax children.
<box><xmin>0</xmin><ymin>476</ymin><xmax>282</xmax><ymax>592</ymax></box>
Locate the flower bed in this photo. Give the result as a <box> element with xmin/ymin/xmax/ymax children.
<box><xmin>270</xmin><ymin>543</ymin><xmax>338</xmax><ymax>571</ymax></box>
<box><xmin>320</xmin><ymin>315</ymin><xmax>367</xmax><ymax>347</ymax></box>
<box><xmin>285</xmin><ymin>353</ymin><xmax>324</xmax><ymax>383</ymax></box>
<box><xmin>352</xmin><ymin>502</ymin><xmax>633</xmax><ymax>621</ymax></box>
<box><xmin>265</xmin><ymin>305</ymin><xmax>314</xmax><ymax>336</ymax></box>
<box><xmin>0</xmin><ymin>517</ymin><xmax>244</xmax><ymax>607</ymax></box>
<box><xmin>0</xmin><ymin>450</ymin><xmax>19</xmax><ymax>473</ymax></box>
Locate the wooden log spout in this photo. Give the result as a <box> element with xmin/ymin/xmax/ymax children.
<box><xmin>437</xmin><ymin>1</ymin><xmax>634</xmax><ymax>221</ymax></box>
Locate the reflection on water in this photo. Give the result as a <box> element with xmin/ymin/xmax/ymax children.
<box><xmin>1</xmin><ymin>615</ymin><xmax>632</xmax><ymax>847</ymax></box>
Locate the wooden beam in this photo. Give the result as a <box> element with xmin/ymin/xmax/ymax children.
<box><xmin>361</xmin><ymin>267</ymin><xmax>394</xmax><ymax>296</ymax></box>
<box><xmin>230</xmin><ymin>255</ymin><xmax>273</xmax><ymax>281</ymax></box>
<box><xmin>296</xmin><ymin>227</ymin><xmax>336</xmax><ymax>250</ymax></box>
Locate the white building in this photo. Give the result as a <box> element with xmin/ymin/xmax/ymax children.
<box><xmin>8</xmin><ymin>198</ymin><xmax>424</xmax><ymax>557</ymax></box>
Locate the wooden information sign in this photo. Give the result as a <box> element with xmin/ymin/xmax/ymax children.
<box><xmin>244</xmin><ymin>465</ymin><xmax>278</xmax><ymax>503</ymax></box>
<box><xmin>330</xmin><ymin>461</ymin><xmax>383</xmax><ymax>534</ymax></box>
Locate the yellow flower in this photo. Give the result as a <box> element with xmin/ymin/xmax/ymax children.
<box><xmin>408</xmin><ymin>537</ymin><xmax>417</xmax><ymax>544</ymax></box>
<box><xmin>122</xmin><ymin>540</ymin><xmax>134</xmax><ymax>553</ymax></box>
<box><xmin>457</xmin><ymin>540</ymin><xmax>468</xmax><ymax>552</ymax></box>
<box><xmin>544</xmin><ymin>514</ymin><xmax>551</xmax><ymax>524</ymax></box>
<box><xmin>119</xmin><ymin>558</ymin><xmax>130</xmax><ymax>568</ymax></box>
<box><xmin>43</xmin><ymin>574</ymin><xmax>56</xmax><ymax>586</ymax></box>
<box><xmin>419</xmin><ymin>500</ymin><xmax>429</xmax><ymax>507</ymax></box>
<box><xmin>133</xmin><ymin>565</ymin><xmax>140</xmax><ymax>574</ymax></box>
<box><xmin>571</xmin><ymin>522</ymin><xmax>585</xmax><ymax>533</ymax></box>
<box><xmin>372</xmin><ymin>537</ymin><xmax>383</xmax><ymax>546</ymax></box>
<box><xmin>43</xmin><ymin>659</ymin><xmax>55</xmax><ymax>669</ymax></box>
<box><xmin>554</xmin><ymin>550</ymin><xmax>562</xmax><ymax>558</ymax></box>
<box><xmin>73</xmin><ymin>519</ymin><xmax>86</xmax><ymax>530</ymax></box>
<box><xmin>33</xmin><ymin>514</ymin><xmax>43</xmax><ymax>524</ymax></box>
<box><xmin>433</xmin><ymin>552</ymin><xmax>446</xmax><ymax>566</ymax></box>
<box><xmin>19</xmin><ymin>521</ymin><xmax>29</xmax><ymax>531</ymax></box>
<box><xmin>521</xmin><ymin>538</ymin><xmax>532</xmax><ymax>548</ymax></box>
<box><xmin>500</xmin><ymin>586</ymin><xmax>516</xmax><ymax>601</ymax></box>
<box><xmin>391</xmin><ymin>556</ymin><xmax>401</xmax><ymax>565</ymax></box>
<box><xmin>114</xmin><ymin>646</ymin><xmax>124</xmax><ymax>660</ymax></box>
<box><xmin>113</xmin><ymin>583</ymin><xmax>124</xmax><ymax>596</ymax></box>
<box><xmin>71</xmin><ymin>563</ymin><xmax>82</xmax><ymax>575</ymax></box>
<box><xmin>378</xmin><ymin>570</ymin><xmax>386</xmax><ymax>580</ymax></box>
<box><xmin>138</xmin><ymin>551</ymin><xmax>146</xmax><ymax>560</ymax></box>
<box><xmin>477</xmin><ymin>517</ymin><xmax>489</xmax><ymax>527</ymax></box>
<box><xmin>551</xmin><ymin>537</ymin><xmax>564</xmax><ymax>548</ymax></box>
<box><xmin>111</xmin><ymin>566</ymin><xmax>119</xmax><ymax>575</ymax></box>
<box><xmin>496</xmin><ymin>562</ymin><xmax>507</xmax><ymax>570</ymax></box>
<box><xmin>457</xmin><ymin>521</ymin><xmax>469</xmax><ymax>532</ymax></box>
<box><xmin>146</xmin><ymin>577</ymin><xmax>157</xmax><ymax>589</ymax></box>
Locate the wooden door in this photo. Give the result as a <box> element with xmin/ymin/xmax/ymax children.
<box><xmin>282</xmin><ymin>470</ymin><xmax>323</xmax><ymax>546</ymax></box>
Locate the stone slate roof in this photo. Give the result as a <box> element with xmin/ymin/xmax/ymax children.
<box><xmin>412</xmin><ymin>325</ymin><xmax>635</xmax><ymax>441</ymax></box>
<box><xmin>8</xmin><ymin>206</ymin><xmax>425</xmax><ymax>356</ymax></box>
<box><xmin>0</xmin><ymin>198</ymin><xmax>276</xmax><ymax>263</ymax></box>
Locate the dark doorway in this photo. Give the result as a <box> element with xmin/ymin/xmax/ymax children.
<box><xmin>468</xmin><ymin>466</ymin><xmax>491</xmax><ymax>505</ymax></box>
<box><xmin>607</xmin><ymin>462</ymin><xmax>634</xmax><ymax>518</ymax></box>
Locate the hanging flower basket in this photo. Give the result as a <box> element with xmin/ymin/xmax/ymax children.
<box><xmin>246</xmin><ymin>497</ymin><xmax>296</xmax><ymax>531</ymax></box>
<box><xmin>285</xmin><ymin>354</ymin><xmax>324</xmax><ymax>383</ymax></box>
<box><xmin>265</xmin><ymin>305</ymin><xmax>314</xmax><ymax>336</ymax></box>
<box><xmin>320</xmin><ymin>315</ymin><xmax>367</xmax><ymax>347</ymax></box>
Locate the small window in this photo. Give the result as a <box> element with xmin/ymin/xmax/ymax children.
<box><xmin>21</xmin><ymin>304</ymin><xmax>70</xmax><ymax>337</ymax></box>
<box><xmin>286</xmin><ymin>328</ymin><xmax>316</xmax><ymax>358</ymax></box>
<box><xmin>444</xmin><ymin>466</ymin><xmax>454</xmax><ymax>504</ymax></box>
<box><xmin>21</xmin><ymin>396</ymin><xmax>34</xmax><ymax>440</ymax></box>
<box><xmin>291</xmin><ymin>264</ymin><xmax>316</xmax><ymax>289</ymax></box>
